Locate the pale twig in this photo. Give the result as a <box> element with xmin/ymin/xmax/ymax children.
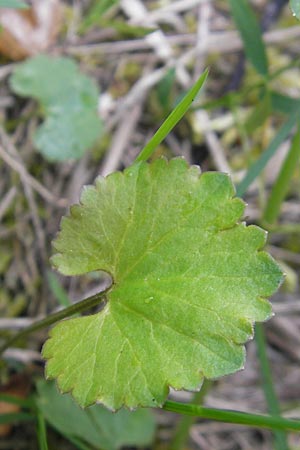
<box><xmin>145</xmin><ymin>0</ymin><xmax>211</xmax><ymax>22</ymax></box>
<box><xmin>0</xmin><ymin>143</ymin><xmax>67</xmax><ymax>207</ymax></box>
<box><xmin>268</xmin><ymin>245</ymin><xmax>300</xmax><ymax>265</ymax></box>
<box><xmin>0</xmin><ymin>63</ymin><xmax>16</xmax><ymax>80</ymax></box>
<box><xmin>66</xmin><ymin>26</ymin><xmax>300</xmax><ymax>56</ymax></box>
<box><xmin>0</xmin><ymin>318</ymin><xmax>41</xmax><ymax>329</ymax></box>
<box><xmin>194</xmin><ymin>111</ymin><xmax>231</xmax><ymax>174</ymax></box>
<box><xmin>106</xmin><ymin>66</ymin><xmax>167</xmax><ymax>129</ymax></box>
<box><xmin>101</xmin><ymin>99</ymin><xmax>145</xmax><ymax>176</ymax></box>
<box><xmin>2</xmin><ymin>348</ymin><xmax>42</xmax><ymax>363</ymax></box>
<box><xmin>193</xmin><ymin>1</ymin><xmax>211</xmax><ymax>81</ymax></box>
<box><xmin>0</xmin><ymin>186</ymin><xmax>17</xmax><ymax>222</ymax></box>
<box><xmin>121</xmin><ymin>0</ymin><xmax>173</xmax><ymax>60</ymax></box>
<box><xmin>23</xmin><ymin>181</ymin><xmax>47</xmax><ymax>262</ymax></box>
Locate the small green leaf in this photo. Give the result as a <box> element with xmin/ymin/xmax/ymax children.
<box><xmin>229</xmin><ymin>0</ymin><xmax>269</xmax><ymax>76</ymax></box>
<box><xmin>34</xmin><ymin>109</ymin><xmax>101</xmax><ymax>162</ymax></box>
<box><xmin>0</xmin><ymin>0</ymin><xmax>28</xmax><ymax>8</ymax></box>
<box><xmin>290</xmin><ymin>0</ymin><xmax>300</xmax><ymax>19</ymax></box>
<box><xmin>36</xmin><ymin>380</ymin><xmax>156</xmax><ymax>450</ymax></box>
<box><xmin>10</xmin><ymin>55</ymin><xmax>102</xmax><ymax>161</ymax></box>
<box><xmin>43</xmin><ymin>158</ymin><xmax>283</xmax><ymax>410</ymax></box>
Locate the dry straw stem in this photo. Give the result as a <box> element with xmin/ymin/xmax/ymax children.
<box><xmin>66</xmin><ymin>26</ymin><xmax>300</xmax><ymax>56</ymax></box>
<box><xmin>0</xmin><ymin>129</ymin><xmax>67</xmax><ymax>207</ymax></box>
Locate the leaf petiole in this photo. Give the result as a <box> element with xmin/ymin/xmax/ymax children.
<box><xmin>0</xmin><ymin>289</ymin><xmax>108</xmax><ymax>356</ymax></box>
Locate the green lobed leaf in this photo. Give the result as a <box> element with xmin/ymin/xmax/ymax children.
<box><xmin>290</xmin><ymin>0</ymin><xmax>300</xmax><ymax>19</ymax></box>
<box><xmin>36</xmin><ymin>380</ymin><xmax>156</xmax><ymax>450</ymax></box>
<box><xmin>10</xmin><ymin>55</ymin><xmax>102</xmax><ymax>161</ymax></box>
<box><xmin>43</xmin><ymin>158</ymin><xmax>283</xmax><ymax>410</ymax></box>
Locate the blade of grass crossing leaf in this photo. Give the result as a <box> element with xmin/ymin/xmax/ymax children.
<box><xmin>290</xmin><ymin>0</ymin><xmax>300</xmax><ymax>19</ymax></box>
<box><xmin>229</xmin><ymin>0</ymin><xmax>268</xmax><ymax>76</ymax></box>
<box><xmin>255</xmin><ymin>324</ymin><xmax>289</xmax><ymax>450</ymax></box>
<box><xmin>264</xmin><ymin>125</ymin><xmax>300</xmax><ymax>224</ymax></box>
<box><xmin>236</xmin><ymin>109</ymin><xmax>300</xmax><ymax>197</ymax></box>
<box><xmin>163</xmin><ymin>401</ymin><xmax>300</xmax><ymax>432</ymax></box>
<box><xmin>0</xmin><ymin>393</ymin><xmax>33</xmax><ymax>408</ymax></box>
<box><xmin>135</xmin><ymin>69</ymin><xmax>208</xmax><ymax>162</ymax></box>
<box><xmin>0</xmin><ymin>412</ymin><xmax>34</xmax><ymax>424</ymax></box>
<box><xmin>37</xmin><ymin>410</ymin><xmax>49</xmax><ymax>450</ymax></box>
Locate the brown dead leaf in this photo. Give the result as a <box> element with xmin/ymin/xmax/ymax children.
<box><xmin>0</xmin><ymin>0</ymin><xmax>62</xmax><ymax>60</ymax></box>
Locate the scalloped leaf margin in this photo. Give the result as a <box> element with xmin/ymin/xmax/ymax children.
<box><xmin>43</xmin><ymin>158</ymin><xmax>283</xmax><ymax>410</ymax></box>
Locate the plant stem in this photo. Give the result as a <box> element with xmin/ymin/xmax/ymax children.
<box><xmin>263</xmin><ymin>125</ymin><xmax>300</xmax><ymax>224</ymax></box>
<box><xmin>169</xmin><ymin>380</ymin><xmax>211</xmax><ymax>450</ymax></box>
<box><xmin>255</xmin><ymin>323</ymin><xmax>289</xmax><ymax>449</ymax></box>
<box><xmin>0</xmin><ymin>290</ymin><xmax>108</xmax><ymax>356</ymax></box>
<box><xmin>163</xmin><ymin>401</ymin><xmax>300</xmax><ymax>432</ymax></box>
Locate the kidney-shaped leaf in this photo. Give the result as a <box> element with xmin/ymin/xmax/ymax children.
<box><xmin>10</xmin><ymin>55</ymin><xmax>102</xmax><ymax>161</ymax></box>
<box><xmin>290</xmin><ymin>0</ymin><xmax>300</xmax><ymax>19</ymax></box>
<box><xmin>36</xmin><ymin>380</ymin><xmax>156</xmax><ymax>450</ymax></box>
<box><xmin>43</xmin><ymin>158</ymin><xmax>283</xmax><ymax>410</ymax></box>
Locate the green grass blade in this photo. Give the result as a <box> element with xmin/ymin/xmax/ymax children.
<box><xmin>236</xmin><ymin>109</ymin><xmax>300</xmax><ymax>197</ymax></box>
<box><xmin>255</xmin><ymin>324</ymin><xmax>289</xmax><ymax>450</ymax></box>
<box><xmin>163</xmin><ymin>401</ymin><xmax>300</xmax><ymax>432</ymax></box>
<box><xmin>170</xmin><ymin>381</ymin><xmax>211</xmax><ymax>450</ymax></box>
<box><xmin>229</xmin><ymin>0</ymin><xmax>268</xmax><ymax>76</ymax></box>
<box><xmin>0</xmin><ymin>412</ymin><xmax>34</xmax><ymax>424</ymax></box>
<box><xmin>0</xmin><ymin>393</ymin><xmax>33</xmax><ymax>409</ymax></box>
<box><xmin>271</xmin><ymin>92</ymin><xmax>300</xmax><ymax>115</ymax></box>
<box><xmin>135</xmin><ymin>69</ymin><xmax>208</xmax><ymax>162</ymax></box>
<box><xmin>290</xmin><ymin>0</ymin><xmax>300</xmax><ymax>19</ymax></box>
<box><xmin>37</xmin><ymin>410</ymin><xmax>49</xmax><ymax>450</ymax></box>
<box><xmin>264</xmin><ymin>125</ymin><xmax>300</xmax><ymax>224</ymax></box>
<box><xmin>245</xmin><ymin>90</ymin><xmax>271</xmax><ymax>134</ymax></box>
<box><xmin>47</xmin><ymin>271</ymin><xmax>71</xmax><ymax>307</ymax></box>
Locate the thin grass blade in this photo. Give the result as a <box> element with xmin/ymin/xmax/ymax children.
<box><xmin>37</xmin><ymin>410</ymin><xmax>49</xmax><ymax>450</ymax></box>
<box><xmin>264</xmin><ymin>125</ymin><xmax>300</xmax><ymax>224</ymax></box>
<box><xmin>229</xmin><ymin>0</ymin><xmax>268</xmax><ymax>76</ymax></box>
<box><xmin>236</xmin><ymin>109</ymin><xmax>300</xmax><ymax>197</ymax></box>
<box><xmin>135</xmin><ymin>69</ymin><xmax>208</xmax><ymax>162</ymax></box>
<box><xmin>255</xmin><ymin>324</ymin><xmax>289</xmax><ymax>450</ymax></box>
<box><xmin>0</xmin><ymin>412</ymin><xmax>34</xmax><ymax>424</ymax></box>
